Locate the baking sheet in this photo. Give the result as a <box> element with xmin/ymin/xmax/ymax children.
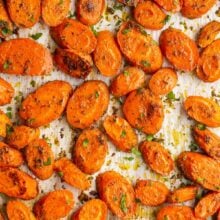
<box><xmin>0</xmin><ymin>0</ymin><xmax>220</xmax><ymax>219</ymax></box>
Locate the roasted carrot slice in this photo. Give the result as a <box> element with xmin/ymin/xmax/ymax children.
<box><xmin>25</xmin><ymin>139</ymin><xmax>54</xmax><ymax>180</ymax></box>
<box><xmin>193</xmin><ymin>126</ymin><xmax>220</xmax><ymax>161</ymax></box>
<box><xmin>134</xmin><ymin>1</ymin><xmax>166</xmax><ymax>30</ymax></box>
<box><xmin>96</xmin><ymin>171</ymin><xmax>136</xmax><ymax>219</ymax></box>
<box><xmin>6</xmin><ymin>125</ymin><xmax>40</xmax><ymax>150</ymax></box>
<box><xmin>7</xmin><ymin>200</ymin><xmax>36</xmax><ymax>220</ymax></box>
<box><xmin>19</xmin><ymin>80</ymin><xmax>72</xmax><ymax>128</ymax></box>
<box><xmin>103</xmin><ymin>115</ymin><xmax>138</xmax><ymax>152</ymax></box>
<box><xmin>0</xmin><ymin>167</ymin><xmax>38</xmax><ymax>199</ymax></box>
<box><xmin>0</xmin><ymin>0</ymin><xmax>13</xmax><ymax>38</ymax></box>
<box><xmin>218</xmin><ymin>210</ymin><xmax>220</xmax><ymax>220</ymax></box>
<box><xmin>184</xmin><ymin>96</ymin><xmax>220</xmax><ymax>127</ymax></box>
<box><xmin>54</xmin><ymin>157</ymin><xmax>90</xmax><ymax>190</ymax></box>
<box><xmin>0</xmin><ymin>110</ymin><xmax>12</xmax><ymax>138</ymax></box>
<box><xmin>140</xmin><ymin>141</ymin><xmax>174</xmax><ymax>175</ymax></box>
<box><xmin>0</xmin><ymin>77</ymin><xmax>14</xmax><ymax>106</ymax></box>
<box><xmin>194</xmin><ymin>192</ymin><xmax>220</xmax><ymax>218</ymax></box>
<box><xmin>7</xmin><ymin>0</ymin><xmax>40</xmax><ymax>28</ymax></box>
<box><xmin>123</xmin><ymin>88</ymin><xmax>164</xmax><ymax>134</ymax></box>
<box><xmin>197</xmin><ymin>21</ymin><xmax>220</xmax><ymax>48</ymax></box>
<box><xmin>117</xmin><ymin>21</ymin><xmax>163</xmax><ymax>73</ymax></box>
<box><xmin>0</xmin><ymin>212</ymin><xmax>3</xmax><ymax>220</ymax></box>
<box><xmin>0</xmin><ymin>39</ymin><xmax>53</xmax><ymax>75</ymax></box>
<box><xmin>153</xmin><ymin>0</ymin><xmax>182</xmax><ymax>12</ymax></box>
<box><xmin>181</xmin><ymin>0</ymin><xmax>216</xmax><ymax>19</ymax></box>
<box><xmin>110</xmin><ymin>66</ymin><xmax>146</xmax><ymax>97</ymax></box>
<box><xmin>72</xmin><ymin>199</ymin><xmax>107</xmax><ymax>220</ymax></box>
<box><xmin>178</xmin><ymin>152</ymin><xmax>220</xmax><ymax>192</ymax></box>
<box><xmin>117</xmin><ymin>0</ymin><xmax>142</xmax><ymax>6</ymax></box>
<box><xmin>196</xmin><ymin>39</ymin><xmax>220</xmax><ymax>82</ymax></box>
<box><xmin>135</xmin><ymin>179</ymin><xmax>169</xmax><ymax>206</ymax></box>
<box><xmin>168</xmin><ymin>186</ymin><xmax>198</xmax><ymax>203</ymax></box>
<box><xmin>160</xmin><ymin>28</ymin><xmax>199</xmax><ymax>71</ymax></box>
<box><xmin>77</xmin><ymin>0</ymin><xmax>105</xmax><ymax>25</ymax></box>
<box><xmin>42</xmin><ymin>0</ymin><xmax>70</xmax><ymax>27</ymax></box>
<box><xmin>66</xmin><ymin>80</ymin><xmax>109</xmax><ymax>129</ymax></box>
<box><xmin>73</xmin><ymin>128</ymin><xmax>107</xmax><ymax>174</ymax></box>
<box><xmin>34</xmin><ymin>190</ymin><xmax>74</xmax><ymax>220</ymax></box>
<box><xmin>94</xmin><ymin>31</ymin><xmax>122</xmax><ymax>77</ymax></box>
<box><xmin>149</xmin><ymin>68</ymin><xmax>178</xmax><ymax>95</ymax></box>
<box><xmin>0</xmin><ymin>142</ymin><xmax>23</xmax><ymax>167</ymax></box>
<box><xmin>51</xmin><ymin>18</ymin><xmax>97</xmax><ymax>54</ymax></box>
<box><xmin>54</xmin><ymin>48</ymin><xmax>93</xmax><ymax>79</ymax></box>
<box><xmin>157</xmin><ymin>205</ymin><xmax>195</xmax><ymax>220</ymax></box>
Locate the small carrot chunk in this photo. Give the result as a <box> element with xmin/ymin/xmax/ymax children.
<box><xmin>0</xmin><ymin>78</ymin><xmax>14</xmax><ymax>106</ymax></box>
<box><xmin>0</xmin><ymin>110</ymin><xmax>12</xmax><ymax>138</ymax></box>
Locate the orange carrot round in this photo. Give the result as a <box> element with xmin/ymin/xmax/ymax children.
<box><xmin>0</xmin><ymin>78</ymin><xmax>14</xmax><ymax>106</ymax></box>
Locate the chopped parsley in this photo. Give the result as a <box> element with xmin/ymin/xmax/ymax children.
<box><xmin>141</xmin><ymin>60</ymin><xmax>151</xmax><ymax>67</ymax></box>
<box><xmin>43</xmin><ymin>157</ymin><xmax>51</xmax><ymax>166</ymax></box>
<box><xmin>123</xmin><ymin>70</ymin><xmax>129</xmax><ymax>76</ymax></box>
<box><xmin>83</xmin><ymin>138</ymin><xmax>89</xmax><ymax>147</ymax></box>
<box><xmin>196</xmin><ymin>123</ymin><xmax>206</xmax><ymax>130</ymax></box>
<box><xmin>122</xmin><ymin>29</ymin><xmax>130</xmax><ymax>35</ymax></box>
<box><xmin>3</xmin><ymin>60</ymin><xmax>11</xmax><ymax>70</ymax></box>
<box><xmin>131</xmin><ymin>147</ymin><xmax>141</xmax><ymax>156</ymax></box>
<box><xmin>30</xmin><ymin>32</ymin><xmax>42</xmax><ymax>40</ymax></box>
<box><xmin>90</xmin><ymin>26</ymin><xmax>98</xmax><ymax>37</ymax></box>
<box><xmin>120</xmin><ymin>130</ymin><xmax>126</xmax><ymax>138</ymax></box>
<box><xmin>124</xmin><ymin>156</ymin><xmax>134</xmax><ymax>161</ymax></box>
<box><xmin>6</xmin><ymin>124</ymin><xmax>14</xmax><ymax>135</ymax></box>
<box><xmin>120</xmin><ymin>194</ymin><xmax>127</xmax><ymax>213</ymax></box>
<box><xmin>146</xmin><ymin>134</ymin><xmax>154</xmax><ymax>142</ymax></box>
<box><xmin>95</xmin><ymin>91</ymin><xmax>99</xmax><ymax>98</ymax></box>
<box><xmin>163</xmin><ymin>15</ymin><xmax>171</xmax><ymax>24</ymax></box>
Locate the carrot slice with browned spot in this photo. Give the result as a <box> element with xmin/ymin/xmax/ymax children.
<box><xmin>135</xmin><ymin>179</ymin><xmax>169</xmax><ymax>206</ymax></box>
<box><xmin>7</xmin><ymin>0</ymin><xmax>40</xmax><ymax>28</ymax></box>
<box><xmin>96</xmin><ymin>171</ymin><xmax>136</xmax><ymax>218</ymax></box>
<box><xmin>72</xmin><ymin>199</ymin><xmax>107</xmax><ymax>220</ymax></box>
<box><xmin>51</xmin><ymin>18</ymin><xmax>97</xmax><ymax>54</ymax></box>
<box><xmin>94</xmin><ymin>30</ymin><xmax>122</xmax><ymax>77</ymax></box>
<box><xmin>103</xmin><ymin>115</ymin><xmax>138</xmax><ymax>152</ymax></box>
<box><xmin>196</xmin><ymin>39</ymin><xmax>220</xmax><ymax>82</ymax></box>
<box><xmin>0</xmin><ymin>110</ymin><xmax>11</xmax><ymax>138</ymax></box>
<box><xmin>178</xmin><ymin>152</ymin><xmax>220</xmax><ymax>192</ymax></box>
<box><xmin>160</xmin><ymin>28</ymin><xmax>199</xmax><ymax>71</ymax></box>
<box><xmin>153</xmin><ymin>0</ymin><xmax>182</xmax><ymax>12</ymax></box>
<box><xmin>34</xmin><ymin>190</ymin><xmax>74</xmax><ymax>220</ymax></box>
<box><xmin>42</xmin><ymin>0</ymin><xmax>70</xmax><ymax>27</ymax></box>
<box><xmin>149</xmin><ymin>68</ymin><xmax>178</xmax><ymax>95</ymax></box>
<box><xmin>184</xmin><ymin>96</ymin><xmax>220</xmax><ymax>127</ymax></box>
<box><xmin>117</xmin><ymin>21</ymin><xmax>163</xmax><ymax>73</ymax></box>
<box><xmin>0</xmin><ymin>78</ymin><xmax>14</xmax><ymax>106</ymax></box>
<box><xmin>134</xmin><ymin>1</ymin><xmax>167</xmax><ymax>30</ymax></box>
<box><xmin>73</xmin><ymin>128</ymin><xmax>107</xmax><ymax>174</ymax></box>
<box><xmin>123</xmin><ymin>88</ymin><xmax>164</xmax><ymax>134</ymax></box>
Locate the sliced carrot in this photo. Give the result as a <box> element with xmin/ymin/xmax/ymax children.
<box><xmin>123</xmin><ymin>88</ymin><xmax>164</xmax><ymax>134</ymax></box>
<box><xmin>117</xmin><ymin>0</ymin><xmax>142</xmax><ymax>6</ymax></box>
<box><xmin>196</xmin><ymin>39</ymin><xmax>220</xmax><ymax>82</ymax></box>
<box><xmin>134</xmin><ymin>1</ymin><xmax>166</xmax><ymax>30</ymax></box>
<box><xmin>7</xmin><ymin>200</ymin><xmax>36</xmax><ymax>220</ymax></box>
<box><xmin>6</xmin><ymin>125</ymin><xmax>40</xmax><ymax>150</ymax></box>
<box><xmin>197</xmin><ymin>21</ymin><xmax>220</xmax><ymax>48</ymax></box>
<box><xmin>218</xmin><ymin>210</ymin><xmax>220</xmax><ymax>220</ymax></box>
<box><xmin>0</xmin><ymin>167</ymin><xmax>38</xmax><ymax>199</ymax></box>
<box><xmin>178</xmin><ymin>152</ymin><xmax>220</xmax><ymax>192</ymax></box>
<box><xmin>0</xmin><ymin>110</ymin><xmax>12</xmax><ymax>138</ymax></box>
<box><xmin>93</xmin><ymin>30</ymin><xmax>122</xmax><ymax>77</ymax></box>
<box><xmin>160</xmin><ymin>28</ymin><xmax>199</xmax><ymax>71</ymax></box>
<box><xmin>153</xmin><ymin>0</ymin><xmax>182</xmax><ymax>12</ymax></box>
<box><xmin>193</xmin><ymin>126</ymin><xmax>220</xmax><ymax>161</ymax></box>
<box><xmin>168</xmin><ymin>186</ymin><xmax>198</xmax><ymax>203</ymax></box>
<box><xmin>110</xmin><ymin>66</ymin><xmax>146</xmax><ymax>97</ymax></box>
<box><xmin>184</xmin><ymin>96</ymin><xmax>220</xmax><ymax>127</ymax></box>
<box><xmin>157</xmin><ymin>205</ymin><xmax>195</xmax><ymax>220</ymax></box>
<box><xmin>96</xmin><ymin>171</ymin><xmax>136</xmax><ymax>218</ymax></box>
<box><xmin>54</xmin><ymin>48</ymin><xmax>93</xmax><ymax>79</ymax></box>
<box><xmin>181</xmin><ymin>0</ymin><xmax>216</xmax><ymax>18</ymax></box>
<box><xmin>0</xmin><ymin>0</ymin><xmax>13</xmax><ymax>38</ymax></box>
<box><xmin>54</xmin><ymin>157</ymin><xmax>90</xmax><ymax>190</ymax></box>
<box><xmin>77</xmin><ymin>0</ymin><xmax>105</xmax><ymax>25</ymax></box>
<box><xmin>140</xmin><ymin>141</ymin><xmax>174</xmax><ymax>175</ymax></box>
<box><xmin>103</xmin><ymin>115</ymin><xmax>138</xmax><ymax>152</ymax></box>
<box><xmin>117</xmin><ymin>21</ymin><xmax>163</xmax><ymax>73</ymax></box>
<box><xmin>66</xmin><ymin>80</ymin><xmax>109</xmax><ymax>129</ymax></box>
<box><xmin>0</xmin><ymin>142</ymin><xmax>23</xmax><ymax>167</ymax></box>
<box><xmin>7</xmin><ymin>0</ymin><xmax>40</xmax><ymax>28</ymax></box>
<box><xmin>19</xmin><ymin>80</ymin><xmax>72</xmax><ymax>128</ymax></box>
<box><xmin>0</xmin><ymin>212</ymin><xmax>3</xmax><ymax>220</ymax></box>
<box><xmin>0</xmin><ymin>38</ymin><xmax>53</xmax><ymax>75</ymax></box>
<box><xmin>0</xmin><ymin>77</ymin><xmax>14</xmax><ymax>106</ymax></box>
<box><xmin>72</xmin><ymin>199</ymin><xmax>107</xmax><ymax>220</ymax></box>
<box><xmin>42</xmin><ymin>0</ymin><xmax>71</xmax><ymax>27</ymax></box>
<box><xmin>135</xmin><ymin>179</ymin><xmax>169</xmax><ymax>206</ymax></box>
<box><xmin>50</xmin><ymin>18</ymin><xmax>97</xmax><ymax>54</ymax></box>
<box><xmin>149</xmin><ymin>68</ymin><xmax>178</xmax><ymax>95</ymax></box>
<box><xmin>194</xmin><ymin>192</ymin><xmax>220</xmax><ymax>218</ymax></box>
<box><xmin>25</xmin><ymin>139</ymin><xmax>54</xmax><ymax>180</ymax></box>
<box><xmin>34</xmin><ymin>190</ymin><xmax>74</xmax><ymax>220</ymax></box>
